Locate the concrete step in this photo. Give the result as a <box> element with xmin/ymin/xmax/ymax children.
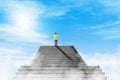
<box><xmin>14</xmin><ymin>77</ymin><xmax>104</xmax><ymax>80</ymax></box>
<box><xmin>21</xmin><ymin>66</ymin><xmax>99</xmax><ymax>69</ymax></box>
<box><xmin>14</xmin><ymin>46</ymin><xmax>107</xmax><ymax>80</ymax></box>
<box><xmin>16</xmin><ymin>71</ymin><xmax>105</xmax><ymax>76</ymax></box>
<box><xmin>32</xmin><ymin>46</ymin><xmax>86</xmax><ymax>68</ymax></box>
<box><xmin>17</xmin><ymin>70</ymin><xmax>103</xmax><ymax>74</ymax></box>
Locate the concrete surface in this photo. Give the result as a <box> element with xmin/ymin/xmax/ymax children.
<box><xmin>14</xmin><ymin>46</ymin><xmax>107</xmax><ymax>80</ymax></box>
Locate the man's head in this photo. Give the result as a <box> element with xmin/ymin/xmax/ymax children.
<box><xmin>55</xmin><ymin>32</ymin><xmax>57</xmax><ymax>34</ymax></box>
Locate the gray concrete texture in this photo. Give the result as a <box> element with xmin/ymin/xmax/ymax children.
<box><xmin>14</xmin><ymin>46</ymin><xmax>107</xmax><ymax>80</ymax></box>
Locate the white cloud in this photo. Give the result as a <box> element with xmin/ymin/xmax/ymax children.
<box><xmin>0</xmin><ymin>1</ymin><xmax>52</xmax><ymax>80</ymax></box>
<box><xmin>0</xmin><ymin>0</ymin><xmax>52</xmax><ymax>45</ymax></box>
<box><xmin>89</xmin><ymin>0</ymin><xmax>120</xmax><ymax>39</ymax></box>
<box><xmin>90</xmin><ymin>20</ymin><xmax>120</xmax><ymax>29</ymax></box>
<box><xmin>44</xmin><ymin>9</ymin><xmax>68</xmax><ymax>17</ymax></box>
<box><xmin>81</xmin><ymin>46</ymin><xmax>120</xmax><ymax>80</ymax></box>
<box><xmin>98</xmin><ymin>0</ymin><xmax>120</xmax><ymax>14</ymax></box>
<box><xmin>90</xmin><ymin>20</ymin><xmax>120</xmax><ymax>39</ymax></box>
<box><xmin>0</xmin><ymin>47</ymin><xmax>35</xmax><ymax>80</ymax></box>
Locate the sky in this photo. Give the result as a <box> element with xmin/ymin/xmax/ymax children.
<box><xmin>0</xmin><ymin>0</ymin><xmax>120</xmax><ymax>80</ymax></box>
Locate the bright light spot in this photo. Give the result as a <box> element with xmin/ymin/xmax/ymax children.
<box><xmin>9</xmin><ymin>4</ymin><xmax>38</xmax><ymax>37</ymax></box>
<box><xmin>16</xmin><ymin>14</ymin><xmax>31</xmax><ymax>28</ymax></box>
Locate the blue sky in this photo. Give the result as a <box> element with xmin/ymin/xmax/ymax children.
<box><xmin>0</xmin><ymin>0</ymin><xmax>120</xmax><ymax>80</ymax></box>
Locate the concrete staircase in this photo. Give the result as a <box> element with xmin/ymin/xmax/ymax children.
<box><xmin>14</xmin><ymin>46</ymin><xmax>107</xmax><ymax>80</ymax></box>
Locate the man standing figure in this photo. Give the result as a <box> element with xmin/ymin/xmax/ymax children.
<box><xmin>54</xmin><ymin>33</ymin><xmax>58</xmax><ymax>46</ymax></box>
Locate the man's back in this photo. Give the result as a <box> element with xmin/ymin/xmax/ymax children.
<box><xmin>54</xmin><ymin>33</ymin><xmax>58</xmax><ymax>46</ymax></box>
<box><xmin>54</xmin><ymin>33</ymin><xmax>58</xmax><ymax>40</ymax></box>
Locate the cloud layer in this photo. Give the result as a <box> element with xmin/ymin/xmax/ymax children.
<box><xmin>0</xmin><ymin>0</ymin><xmax>52</xmax><ymax>45</ymax></box>
<box><xmin>0</xmin><ymin>1</ymin><xmax>51</xmax><ymax>80</ymax></box>
<box><xmin>82</xmin><ymin>46</ymin><xmax>120</xmax><ymax>80</ymax></box>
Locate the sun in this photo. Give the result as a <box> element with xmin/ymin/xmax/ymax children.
<box><xmin>14</xmin><ymin>13</ymin><xmax>33</xmax><ymax>32</ymax></box>
<box><xmin>10</xmin><ymin>6</ymin><xmax>37</xmax><ymax>36</ymax></box>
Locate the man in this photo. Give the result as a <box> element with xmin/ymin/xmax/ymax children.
<box><xmin>54</xmin><ymin>33</ymin><xmax>58</xmax><ymax>46</ymax></box>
